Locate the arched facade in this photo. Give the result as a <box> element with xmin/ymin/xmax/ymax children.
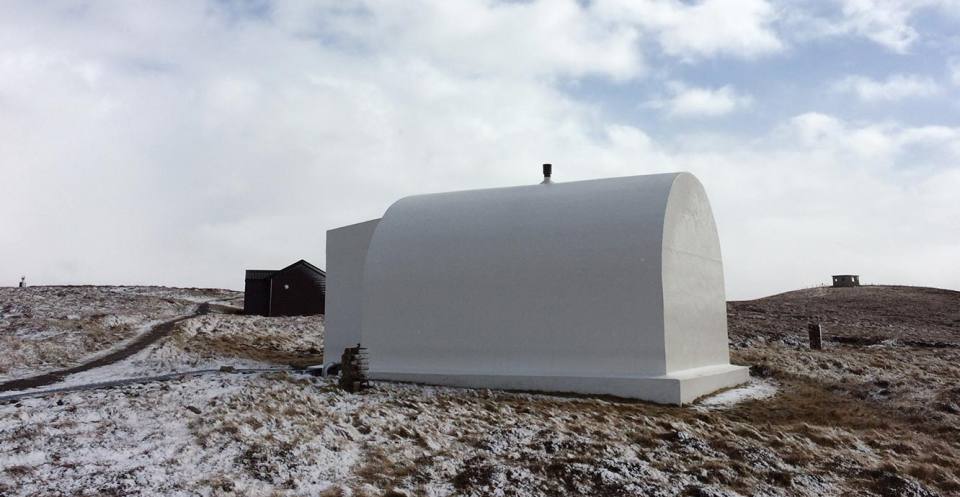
<box><xmin>326</xmin><ymin>172</ymin><xmax>748</xmax><ymax>404</ymax></box>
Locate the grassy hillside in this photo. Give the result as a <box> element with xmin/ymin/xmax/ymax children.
<box><xmin>0</xmin><ymin>285</ymin><xmax>958</xmax><ymax>496</ymax></box>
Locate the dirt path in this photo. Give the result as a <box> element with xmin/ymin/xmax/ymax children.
<box><xmin>0</xmin><ymin>366</ymin><xmax>293</xmax><ymax>403</ymax></box>
<box><xmin>0</xmin><ymin>303</ymin><xmax>212</xmax><ymax>393</ymax></box>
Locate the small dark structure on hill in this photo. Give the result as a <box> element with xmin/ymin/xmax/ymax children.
<box><xmin>244</xmin><ymin>260</ymin><xmax>325</xmax><ymax>316</ymax></box>
<box><xmin>808</xmin><ymin>323</ymin><xmax>823</xmax><ymax>350</ymax></box>
<box><xmin>832</xmin><ymin>275</ymin><xmax>860</xmax><ymax>288</ymax></box>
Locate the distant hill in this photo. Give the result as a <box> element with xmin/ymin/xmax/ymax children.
<box><xmin>729</xmin><ymin>285</ymin><xmax>960</xmax><ymax>347</ymax></box>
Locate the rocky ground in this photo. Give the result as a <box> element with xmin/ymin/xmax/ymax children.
<box><xmin>0</xmin><ymin>284</ymin><xmax>958</xmax><ymax>496</ymax></box>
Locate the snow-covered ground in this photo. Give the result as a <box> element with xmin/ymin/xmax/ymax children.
<box><xmin>35</xmin><ymin>313</ymin><xmax>325</xmax><ymax>391</ymax></box>
<box><xmin>2</xmin><ymin>370</ymin><xmax>952</xmax><ymax>497</ymax></box>
<box><xmin>1</xmin><ymin>286</ymin><xmax>958</xmax><ymax>496</ymax></box>
<box><xmin>0</xmin><ymin>305</ymin><xmax>324</xmax><ymax>396</ymax></box>
<box><xmin>0</xmin><ymin>286</ymin><xmax>239</xmax><ymax>381</ymax></box>
<box><xmin>695</xmin><ymin>380</ymin><xmax>778</xmax><ymax>410</ymax></box>
<box><xmin>169</xmin><ymin>313</ymin><xmax>325</xmax><ymax>368</ymax></box>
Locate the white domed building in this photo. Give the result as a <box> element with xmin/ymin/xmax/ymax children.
<box><xmin>325</xmin><ymin>171</ymin><xmax>748</xmax><ymax>405</ymax></box>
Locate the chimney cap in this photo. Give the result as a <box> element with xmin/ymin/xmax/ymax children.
<box><xmin>540</xmin><ymin>164</ymin><xmax>553</xmax><ymax>185</ymax></box>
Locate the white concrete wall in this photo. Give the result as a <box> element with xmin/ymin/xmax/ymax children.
<box><xmin>324</xmin><ymin>218</ymin><xmax>380</xmax><ymax>366</ymax></box>
<box><xmin>661</xmin><ymin>173</ymin><xmax>730</xmax><ymax>372</ymax></box>
<box><xmin>329</xmin><ymin>172</ymin><xmax>747</xmax><ymax>404</ymax></box>
<box><xmin>360</xmin><ymin>174</ymin><xmax>681</xmax><ymax>379</ymax></box>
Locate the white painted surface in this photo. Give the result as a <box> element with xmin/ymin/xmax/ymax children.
<box><xmin>324</xmin><ymin>219</ymin><xmax>380</xmax><ymax>366</ymax></box>
<box><xmin>329</xmin><ymin>173</ymin><xmax>747</xmax><ymax>404</ymax></box>
<box><xmin>376</xmin><ymin>364</ymin><xmax>748</xmax><ymax>405</ymax></box>
<box><xmin>661</xmin><ymin>173</ymin><xmax>731</xmax><ymax>372</ymax></box>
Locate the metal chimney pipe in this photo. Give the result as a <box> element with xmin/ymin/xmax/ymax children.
<box><xmin>541</xmin><ymin>163</ymin><xmax>552</xmax><ymax>184</ymax></box>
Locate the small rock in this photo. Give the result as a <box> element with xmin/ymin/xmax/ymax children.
<box><xmin>940</xmin><ymin>402</ymin><xmax>960</xmax><ymax>414</ymax></box>
<box><xmin>185</xmin><ymin>405</ymin><xmax>201</xmax><ymax>415</ymax></box>
<box><xmin>685</xmin><ymin>484</ymin><xmax>744</xmax><ymax>497</ymax></box>
<box><xmin>749</xmin><ymin>365</ymin><xmax>774</xmax><ymax>378</ymax></box>
<box><xmin>867</xmin><ymin>470</ymin><xmax>938</xmax><ymax>497</ymax></box>
<box><xmin>384</xmin><ymin>489</ymin><xmax>411</xmax><ymax>497</ymax></box>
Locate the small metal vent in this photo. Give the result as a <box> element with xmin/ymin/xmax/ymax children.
<box><xmin>541</xmin><ymin>163</ymin><xmax>552</xmax><ymax>184</ymax></box>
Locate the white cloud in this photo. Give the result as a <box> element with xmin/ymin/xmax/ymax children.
<box><xmin>269</xmin><ymin>0</ymin><xmax>645</xmax><ymax>81</ymax></box>
<box><xmin>648</xmin><ymin>83</ymin><xmax>753</xmax><ymax>117</ymax></box>
<box><xmin>594</xmin><ymin>0</ymin><xmax>784</xmax><ymax>59</ymax></box>
<box><xmin>798</xmin><ymin>0</ymin><xmax>960</xmax><ymax>53</ymax></box>
<box><xmin>270</xmin><ymin>0</ymin><xmax>786</xmax><ymax>78</ymax></box>
<box><xmin>784</xmin><ymin>112</ymin><xmax>960</xmax><ymax>165</ymax></box>
<box><xmin>0</xmin><ymin>1</ymin><xmax>958</xmax><ymax>300</ymax></box>
<box><xmin>787</xmin><ymin>112</ymin><xmax>846</xmax><ymax>145</ymax></box>
<box><xmin>833</xmin><ymin>74</ymin><xmax>941</xmax><ymax>101</ymax></box>
<box><xmin>837</xmin><ymin>0</ymin><xmax>919</xmax><ymax>52</ymax></box>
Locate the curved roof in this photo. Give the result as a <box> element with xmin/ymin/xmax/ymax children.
<box><xmin>359</xmin><ymin>172</ymin><xmax>729</xmax><ymax>381</ymax></box>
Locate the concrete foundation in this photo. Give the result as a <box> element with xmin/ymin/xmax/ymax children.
<box><xmin>374</xmin><ymin>364</ymin><xmax>748</xmax><ymax>405</ymax></box>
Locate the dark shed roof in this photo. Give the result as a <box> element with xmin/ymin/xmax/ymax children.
<box><xmin>246</xmin><ymin>260</ymin><xmax>325</xmax><ymax>282</ymax></box>
<box><xmin>245</xmin><ymin>270</ymin><xmax>277</xmax><ymax>280</ymax></box>
<box><xmin>277</xmin><ymin>259</ymin><xmax>325</xmax><ymax>286</ymax></box>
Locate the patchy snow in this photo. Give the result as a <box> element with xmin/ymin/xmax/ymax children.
<box><xmin>695</xmin><ymin>379</ymin><xmax>778</xmax><ymax>410</ymax></box>
<box><xmin>4</xmin><ymin>371</ymin><xmax>945</xmax><ymax>497</ymax></box>
<box><xmin>1</xmin><ymin>312</ymin><xmax>321</xmax><ymax>397</ymax></box>
<box><xmin>171</xmin><ymin>313</ymin><xmax>325</xmax><ymax>367</ymax></box>
<box><xmin>0</xmin><ymin>286</ymin><xmax>239</xmax><ymax>381</ymax></box>
<box><xmin>2</xmin><ymin>285</ymin><xmax>958</xmax><ymax>496</ymax></box>
<box><xmin>0</xmin><ymin>376</ymin><xmax>251</xmax><ymax>496</ymax></box>
<box><xmin>0</xmin><ymin>375</ymin><xmax>390</xmax><ymax>496</ymax></box>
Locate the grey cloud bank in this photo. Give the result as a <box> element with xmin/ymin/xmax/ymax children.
<box><xmin>1</xmin><ymin>0</ymin><xmax>958</xmax><ymax>300</ymax></box>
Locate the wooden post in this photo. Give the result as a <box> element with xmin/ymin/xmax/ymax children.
<box><xmin>808</xmin><ymin>323</ymin><xmax>823</xmax><ymax>350</ymax></box>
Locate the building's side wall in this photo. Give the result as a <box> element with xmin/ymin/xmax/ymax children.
<box><xmin>361</xmin><ymin>174</ymin><xmax>679</xmax><ymax>379</ymax></box>
<box><xmin>243</xmin><ymin>279</ymin><xmax>270</xmax><ymax>316</ymax></box>
<box><xmin>661</xmin><ymin>173</ymin><xmax>731</xmax><ymax>373</ymax></box>
<box><xmin>269</xmin><ymin>267</ymin><xmax>325</xmax><ymax>317</ymax></box>
<box><xmin>325</xmin><ymin>219</ymin><xmax>381</xmax><ymax>365</ymax></box>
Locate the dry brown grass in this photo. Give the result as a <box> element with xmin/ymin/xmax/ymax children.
<box><xmin>169</xmin><ymin>314</ymin><xmax>325</xmax><ymax>368</ymax></box>
<box><xmin>6</xmin><ymin>285</ymin><xmax>958</xmax><ymax>496</ymax></box>
<box><xmin>0</xmin><ymin>286</ymin><xmax>238</xmax><ymax>380</ymax></box>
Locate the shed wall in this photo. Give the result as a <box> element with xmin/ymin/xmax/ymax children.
<box><xmin>243</xmin><ymin>279</ymin><xmax>270</xmax><ymax>316</ymax></box>
<box><xmin>325</xmin><ymin>219</ymin><xmax>380</xmax><ymax>365</ymax></box>
<box><xmin>360</xmin><ymin>174</ymin><xmax>680</xmax><ymax>378</ymax></box>
<box><xmin>269</xmin><ymin>266</ymin><xmax>325</xmax><ymax>317</ymax></box>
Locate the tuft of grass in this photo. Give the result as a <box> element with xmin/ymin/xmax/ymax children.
<box><xmin>317</xmin><ymin>487</ymin><xmax>346</xmax><ymax>497</ymax></box>
<box><xmin>4</xmin><ymin>465</ymin><xmax>33</xmax><ymax>478</ymax></box>
<box><xmin>767</xmin><ymin>470</ymin><xmax>794</xmax><ymax>487</ymax></box>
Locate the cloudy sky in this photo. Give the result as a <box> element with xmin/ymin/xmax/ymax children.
<box><xmin>2</xmin><ymin>0</ymin><xmax>959</xmax><ymax>299</ymax></box>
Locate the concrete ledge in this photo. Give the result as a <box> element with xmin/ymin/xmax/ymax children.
<box><xmin>667</xmin><ymin>364</ymin><xmax>751</xmax><ymax>404</ymax></box>
<box><xmin>370</xmin><ymin>364</ymin><xmax>750</xmax><ymax>405</ymax></box>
